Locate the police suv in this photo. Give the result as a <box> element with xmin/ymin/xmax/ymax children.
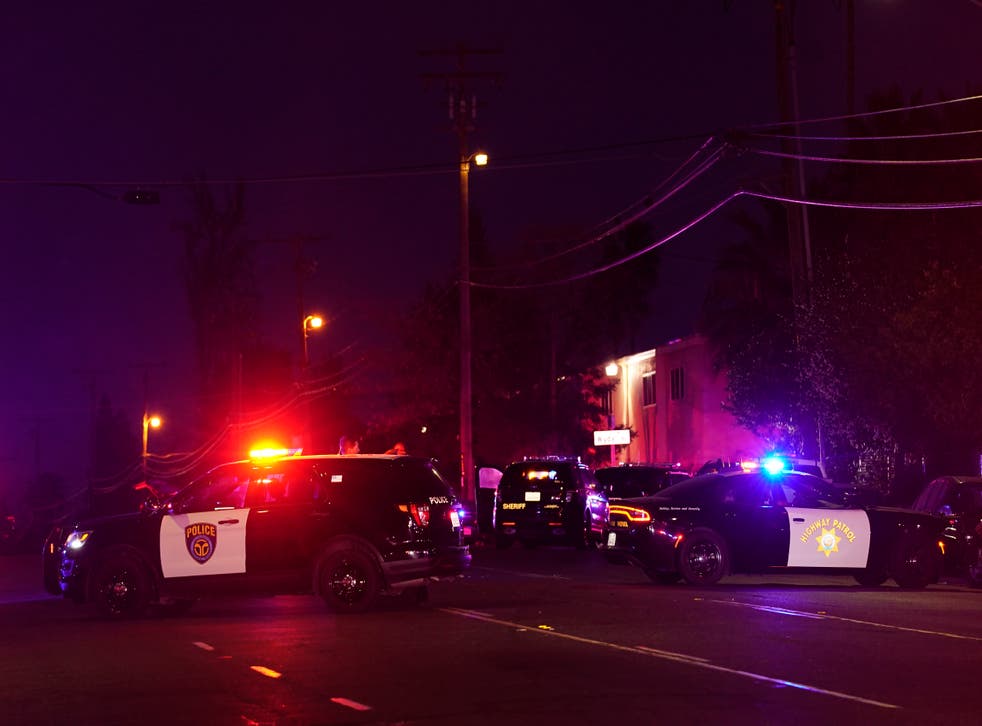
<box><xmin>602</xmin><ymin>461</ymin><xmax>945</xmax><ymax>588</ymax></box>
<box><xmin>44</xmin><ymin>454</ymin><xmax>471</xmax><ymax>617</ymax></box>
<box><xmin>494</xmin><ymin>457</ymin><xmax>608</xmax><ymax>549</ymax></box>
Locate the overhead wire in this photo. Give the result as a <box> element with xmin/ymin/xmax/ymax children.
<box><xmin>470</xmin><ymin>186</ymin><xmax>982</xmax><ymax>290</ymax></box>
<box><xmin>740</xmin><ymin>92</ymin><xmax>982</xmax><ymax>132</ymax></box>
<box><xmin>745</xmin><ymin>127</ymin><xmax>982</xmax><ymax>143</ymax></box>
<box><xmin>734</xmin><ymin>146</ymin><xmax>982</xmax><ymax>166</ymax></box>
<box><xmin>473</xmin><ymin>136</ymin><xmax>726</xmax><ymax>273</ymax></box>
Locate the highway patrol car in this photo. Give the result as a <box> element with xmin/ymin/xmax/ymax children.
<box><xmin>44</xmin><ymin>454</ymin><xmax>471</xmax><ymax>617</ymax></box>
<box><xmin>602</xmin><ymin>462</ymin><xmax>945</xmax><ymax>588</ymax></box>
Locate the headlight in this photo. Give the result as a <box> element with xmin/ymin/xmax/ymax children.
<box><xmin>65</xmin><ymin>530</ymin><xmax>92</xmax><ymax>551</ymax></box>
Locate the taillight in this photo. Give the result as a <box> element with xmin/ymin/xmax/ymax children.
<box><xmin>608</xmin><ymin>504</ymin><xmax>652</xmax><ymax>523</ymax></box>
<box><xmin>399</xmin><ymin>503</ymin><xmax>430</xmax><ymax>527</ymax></box>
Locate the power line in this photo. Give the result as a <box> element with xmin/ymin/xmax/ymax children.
<box><xmin>473</xmin><ymin>136</ymin><xmax>726</xmax><ymax>273</ymax></box>
<box><xmin>470</xmin><ymin>187</ymin><xmax>982</xmax><ymax>290</ymax></box>
<box><xmin>746</xmin><ymin>127</ymin><xmax>982</xmax><ymax>143</ymax></box>
<box><xmin>741</xmin><ymin>93</ymin><xmax>982</xmax><ymax>132</ymax></box>
<box><xmin>736</xmin><ymin>145</ymin><xmax>982</xmax><ymax>166</ymax></box>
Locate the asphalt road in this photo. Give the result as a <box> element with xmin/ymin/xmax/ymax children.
<box><xmin>1</xmin><ymin>546</ymin><xmax>979</xmax><ymax>725</ymax></box>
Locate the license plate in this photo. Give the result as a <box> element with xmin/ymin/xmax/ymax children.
<box><xmin>524</xmin><ymin>491</ymin><xmax>541</xmax><ymax>502</ymax></box>
<box><xmin>450</xmin><ymin>511</ymin><xmax>461</xmax><ymax>528</ymax></box>
<box><xmin>607</xmin><ymin>532</ymin><xmax>617</xmax><ymax>547</ymax></box>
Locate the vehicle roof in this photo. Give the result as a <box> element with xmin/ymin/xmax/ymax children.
<box><xmin>653</xmin><ymin>468</ymin><xmax>826</xmax><ymax>496</ymax></box>
<box><xmin>211</xmin><ymin>454</ymin><xmax>425</xmax><ymax>470</ymax></box>
<box><xmin>505</xmin><ymin>457</ymin><xmax>585</xmax><ymax>467</ymax></box>
<box><xmin>598</xmin><ymin>463</ymin><xmax>679</xmax><ymax>472</ymax></box>
<box><xmin>934</xmin><ymin>475</ymin><xmax>982</xmax><ymax>487</ymax></box>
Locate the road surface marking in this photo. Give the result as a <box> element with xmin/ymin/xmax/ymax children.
<box><xmin>709</xmin><ymin>599</ymin><xmax>982</xmax><ymax>641</ymax></box>
<box><xmin>440</xmin><ymin>607</ymin><xmax>899</xmax><ymax>710</ymax></box>
<box><xmin>192</xmin><ymin>641</ymin><xmax>215</xmax><ymax>651</ymax></box>
<box><xmin>250</xmin><ymin>665</ymin><xmax>282</xmax><ymax>679</ymax></box>
<box><xmin>331</xmin><ymin>697</ymin><xmax>372</xmax><ymax>711</ymax></box>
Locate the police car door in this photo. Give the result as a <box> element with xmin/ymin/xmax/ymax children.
<box><xmin>159</xmin><ymin>470</ymin><xmax>251</xmax><ymax>578</ymax></box>
<box><xmin>783</xmin><ymin>479</ymin><xmax>871</xmax><ymax>568</ymax></box>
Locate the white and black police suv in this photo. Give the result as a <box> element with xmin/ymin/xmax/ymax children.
<box><xmin>44</xmin><ymin>454</ymin><xmax>471</xmax><ymax>617</ymax></box>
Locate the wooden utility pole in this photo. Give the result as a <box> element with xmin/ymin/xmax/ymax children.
<box><xmin>774</xmin><ymin>0</ymin><xmax>813</xmax><ymax>309</ymax></box>
<box><xmin>420</xmin><ymin>45</ymin><xmax>502</xmax><ymax>506</ymax></box>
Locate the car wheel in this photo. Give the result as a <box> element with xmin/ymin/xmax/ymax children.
<box><xmin>852</xmin><ymin>568</ymin><xmax>889</xmax><ymax>587</ymax></box>
<box><xmin>677</xmin><ymin>529</ymin><xmax>728</xmax><ymax>585</ymax></box>
<box><xmin>968</xmin><ymin>552</ymin><xmax>982</xmax><ymax>587</ymax></box>
<box><xmin>316</xmin><ymin>547</ymin><xmax>381</xmax><ymax>614</ymax></box>
<box><xmin>574</xmin><ymin>508</ymin><xmax>594</xmax><ymax>550</ymax></box>
<box><xmin>91</xmin><ymin>550</ymin><xmax>153</xmax><ymax>619</ymax></box>
<box><xmin>890</xmin><ymin>536</ymin><xmax>940</xmax><ymax>589</ymax></box>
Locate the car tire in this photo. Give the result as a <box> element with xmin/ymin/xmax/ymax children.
<box><xmin>574</xmin><ymin>508</ymin><xmax>594</xmax><ymax>550</ymax></box>
<box><xmin>91</xmin><ymin>549</ymin><xmax>153</xmax><ymax>619</ymax></box>
<box><xmin>969</xmin><ymin>553</ymin><xmax>982</xmax><ymax>588</ymax></box>
<box><xmin>890</xmin><ymin>536</ymin><xmax>940</xmax><ymax>589</ymax></box>
<box><xmin>316</xmin><ymin>546</ymin><xmax>381</xmax><ymax>614</ymax></box>
<box><xmin>852</xmin><ymin>568</ymin><xmax>889</xmax><ymax>587</ymax></box>
<box><xmin>677</xmin><ymin>528</ymin><xmax>728</xmax><ymax>585</ymax></box>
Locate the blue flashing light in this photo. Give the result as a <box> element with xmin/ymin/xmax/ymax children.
<box><xmin>761</xmin><ymin>456</ymin><xmax>788</xmax><ymax>476</ymax></box>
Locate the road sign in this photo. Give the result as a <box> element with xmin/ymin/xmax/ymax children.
<box><xmin>594</xmin><ymin>429</ymin><xmax>630</xmax><ymax>446</ymax></box>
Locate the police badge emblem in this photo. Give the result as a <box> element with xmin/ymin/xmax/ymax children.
<box><xmin>185</xmin><ymin>522</ymin><xmax>218</xmax><ymax>564</ymax></box>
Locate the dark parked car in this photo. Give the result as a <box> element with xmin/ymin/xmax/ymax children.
<box><xmin>602</xmin><ymin>465</ymin><xmax>944</xmax><ymax>589</ymax></box>
<box><xmin>911</xmin><ymin>475</ymin><xmax>982</xmax><ymax>586</ymax></box>
<box><xmin>43</xmin><ymin>454</ymin><xmax>471</xmax><ymax>617</ymax></box>
<box><xmin>494</xmin><ymin>457</ymin><xmax>607</xmax><ymax>549</ymax></box>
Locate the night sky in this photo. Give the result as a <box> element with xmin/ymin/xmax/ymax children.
<box><xmin>2</xmin><ymin>1</ymin><xmax>980</xmax><ymax>491</ymax></box>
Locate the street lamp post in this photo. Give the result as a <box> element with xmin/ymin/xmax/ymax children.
<box><xmin>141</xmin><ymin>413</ymin><xmax>161</xmax><ymax>482</ymax></box>
<box><xmin>459</xmin><ymin>150</ymin><xmax>487</xmax><ymax>507</ymax></box>
<box><xmin>299</xmin><ymin>313</ymin><xmax>325</xmax><ymax>452</ymax></box>
<box><xmin>302</xmin><ymin>314</ymin><xmax>325</xmax><ymax>372</ymax></box>
<box><xmin>605</xmin><ymin>363</ymin><xmax>620</xmax><ymax>466</ymax></box>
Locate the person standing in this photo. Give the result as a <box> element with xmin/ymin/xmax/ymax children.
<box><xmin>338</xmin><ymin>435</ymin><xmax>360</xmax><ymax>455</ymax></box>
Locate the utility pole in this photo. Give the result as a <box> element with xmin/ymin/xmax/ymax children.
<box><xmin>774</xmin><ymin>0</ymin><xmax>813</xmax><ymax>308</ymax></box>
<box><xmin>845</xmin><ymin>0</ymin><xmax>855</xmax><ymax>115</ymax></box>
<box><xmin>420</xmin><ymin>45</ymin><xmax>502</xmax><ymax>507</ymax></box>
<box><xmin>775</xmin><ymin>1</ymin><xmax>820</xmax><ymax>462</ymax></box>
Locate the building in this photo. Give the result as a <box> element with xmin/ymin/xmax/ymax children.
<box><xmin>604</xmin><ymin>335</ymin><xmax>770</xmax><ymax>473</ymax></box>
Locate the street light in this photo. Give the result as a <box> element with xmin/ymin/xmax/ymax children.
<box><xmin>141</xmin><ymin>413</ymin><xmax>162</xmax><ymax>482</ymax></box>
<box><xmin>302</xmin><ymin>314</ymin><xmax>325</xmax><ymax>371</ymax></box>
<box><xmin>459</xmin><ymin>149</ymin><xmax>488</xmax><ymax>508</ymax></box>
<box><xmin>605</xmin><ymin>363</ymin><xmax>619</xmax><ymax>466</ymax></box>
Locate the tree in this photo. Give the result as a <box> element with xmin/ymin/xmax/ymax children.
<box><xmin>178</xmin><ymin>180</ymin><xmax>262</xmax><ymax>452</ymax></box>
<box><xmin>698</xmin><ymin>201</ymin><xmax>800</xmax><ymax>451</ymax></box>
<box><xmin>380</xmin><ymin>216</ymin><xmax>656</xmax><ymax>470</ymax></box>
<box><xmin>89</xmin><ymin>394</ymin><xmax>138</xmax><ymax>482</ymax></box>
<box><xmin>704</xmin><ymin>87</ymin><xmax>982</xmax><ymax>487</ymax></box>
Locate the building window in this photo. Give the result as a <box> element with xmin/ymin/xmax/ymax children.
<box><xmin>670</xmin><ymin>366</ymin><xmax>685</xmax><ymax>401</ymax></box>
<box><xmin>642</xmin><ymin>372</ymin><xmax>656</xmax><ymax>407</ymax></box>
